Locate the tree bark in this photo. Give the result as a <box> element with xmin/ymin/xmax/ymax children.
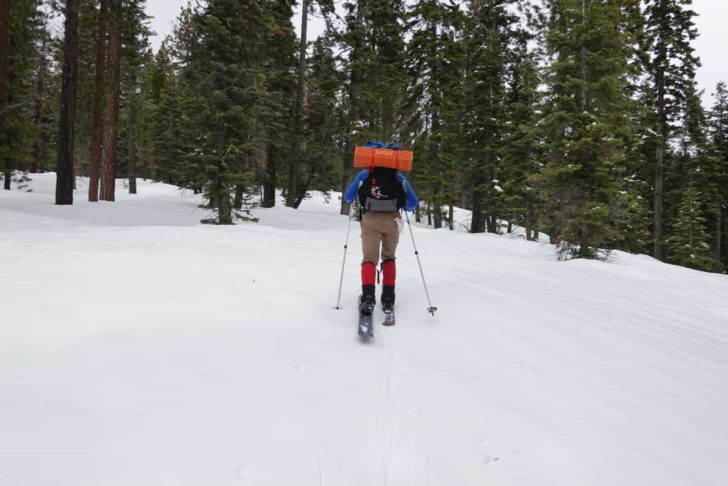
<box><xmin>293</xmin><ymin>171</ymin><xmax>312</xmax><ymax>209</ymax></box>
<box><xmin>0</xmin><ymin>0</ymin><xmax>11</xmax><ymax>187</ymax></box>
<box><xmin>128</xmin><ymin>76</ymin><xmax>138</xmax><ymax>194</ymax></box>
<box><xmin>100</xmin><ymin>0</ymin><xmax>121</xmax><ymax>202</ymax></box>
<box><xmin>340</xmin><ymin>0</ymin><xmax>365</xmax><ymax>215</ymax></box>
<box><xmin>471</xmin><ymin>188</ymin><xmax>485</xmax><ymax>233</ymax></box>
<box><xmin>433</xmin><ymin>203</ymin><xmax>442</xmax><ymax>229</ymax></box>
<box><xmin>234</xmin><ymin>184</ymin><xmax>244</xmax><ymax>209</ymax></box>
<box><xmin>0</xmin><ymin>0</ymin><xmax>11</xmax><ymax>115</ymax></box>
<box><xmin>287</xmin><ymin>0</ymin><xmax>308</xmax><ymax>208</ymax></box>
<box><xmin>716</xmin><ymin>207</ymin><xmax>722</xmax><ymax>262</ymax></box>
<box><xmin>31</xmin><ymin>42</ymin><xmax>49</xmax><ymax>174</ymax></box>
<box><xmin>215</xmin><ymin>118</ymin><xmax>232</xmax><ymax>224</ymax></box>
<box><xmin>88</xmin><ymin>0</ymin><xmax>108</xmax><ymax>201</ymax></box>
<box><xmin>653</xmin><ymin>37</ymin><xmax>667</xmax><ymax>260</ymax></box>
<box><xmin>55</xmin><ymin>0</ymin><xmax>80</xmax><ymax>205</ymax></box>
<box><xmin>262</xmin><ymin>143</ymin><xmax>276</xmax><ymax>208</ymax></box>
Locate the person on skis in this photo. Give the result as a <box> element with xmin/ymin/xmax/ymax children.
<box><xmin>343</xmin><ymin>145</ymin><xmax>419</xmax><ymax>321</ymax></box>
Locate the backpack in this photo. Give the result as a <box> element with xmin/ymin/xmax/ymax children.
<box><xmin>358</xmin><ymin>167</ymin><xmax>406</xmax><ymax>213</ymax></box>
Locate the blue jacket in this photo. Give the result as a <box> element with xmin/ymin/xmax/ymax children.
<box><xmin>344</xmin><ymin>169</ymin><xmax>419</xmax><ymax>212</ymax></box>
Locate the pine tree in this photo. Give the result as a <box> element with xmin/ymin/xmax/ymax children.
<box><xmin>403</xmin><ymin>0</ymin><xmax>465</xmax><ymax>229</ymax></box>
<box><xmin>500</xmin><ymin>11</ymin><xmax>541</xmax><ymax>239</ymax></box>
<box><xmin>56</xmin><ymin>0</ymin><xmax>81</xmax><ymax>205</ymax></box>
<box><xmin>462</xmin><ymin>0</ymin><xmax>518</xmax><ymax>234</ymax></box>
<box><xmin>87</xmin><ymin>0</ymin><xmax>108</xmax><ymax>201</ymax></box>
<box><xmin>258</xmin><ymin>0</ymin><xmax>297</xmax><ymax>209</ymax></box>
<box><xmin>178</xmin><ymin>0</ymin><xmax>272</xmax><ymax>224</ymax></box>
<box><xmin>708</xmin><ymin>81</ymin><xmax>728</xmax><ymax>267</ymax></box>
<box><xmin>642</xmin><ymin>0</ymin><xmax>701</xmax><ymax>260</ymax></box>
<box><xmin>339</xmin><ymin>0</ymin><xmax>407</xmax><ymax>214</ymax></box>
<box><xmin>118</xmin><ymin>0</ymin><xmax>152</xmax><ymax>195</ymax></box>
<box><xmin>540</xmin><ymin>0</ymin><xmax>634</xmax><ymax>258</ymax></box>
<box><xmin>295</xmin><ymin>35</ymin><xmax>344</xmax><ymax>205</ymax></box>
<box><xmin>99</xmin><ymin>0</ymin><xmax>122</xmax><ymax>201</ymax></box>
<box><xmin>0</xmin><ymin>0</ymin><xmax>45</xmax><ymax>190</ymax></box>
<box><xmin>665</xmin><ymin>184</ymin><xmax>721</xmax><ymax>271</ymax></box>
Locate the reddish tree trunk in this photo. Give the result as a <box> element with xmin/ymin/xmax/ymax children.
<box><xmin>100</xmin><ymin>0</ymin><xmax>121</xmax><ymax>202</ymax></box>
<box><xmin>55</xmin><ymin>0</ymin><xmax>81</xmax><ymax>205</ymax></box>
<box><xmin>88</xmin><ymin>0</ymin><xmax>108</xmax><ymax>201</ymax></box>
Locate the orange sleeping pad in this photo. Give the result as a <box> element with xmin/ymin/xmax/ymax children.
<box><xmin>354</xmin><ymin>146</ymin><xmax>413</xmax><ymax>172</ymax></box>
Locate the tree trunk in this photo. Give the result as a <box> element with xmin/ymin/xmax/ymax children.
<box><xmin>716</xmin><ymin>206</ymin><xmax>722</xmax><ymax>262</ymax></box>
<box><xmin>262</xmin><ymin>143</ymin><xmax>276</xmax><ymax>208</ymax></box>
<box><xmin>234</xmin><ymin>184</ymin><xmax>244</xmax><ymax>209</ymax></box>
<box><xmin>433</xmin><ymin>203</ymin><xmax>442</xmax><ymax>229</ymax></box>
<box><xmin>340</xmin><ymin>0</ymin><xmax>365</xmax><ymax>216</ymax></box>
<box><xmin>55</xmin><ymin>0</ymin><xmax>80</xmax><ymax>205</ymax></box>
<box><xmin>128</xmin><ymin>80</ymin><xmax>138</xmax><ymax>194</ymax></box>
<box><xmin>0</xmin><ymin>0</ymin><xmax>10</xmax><ymax>105</ymax></box>
<box><xmin>215</xmin><ymin>119</ymin><xmax>232</xmax><ymax>224</ymax></box>
<box><xmin>471</xmin><ymin>189</ymin><xmax>485</xmax><ymax>233</ymax></box>
<box><xmin>653</xmin><ymin>41</ymin><xmax>667</xmax><ymax>260</ymax></box>
<box><xmin>0</xmin><ymin>0</ymin><xmax>9</xmax><ymax>187</ymax></box>
<box><xmin>287</xmin><ymin>0</ymin><xmax>308</xmax><ymax>208</ymax></box>
<box><xmin>100</xmin><ymin>0</ymin><xmax>121</xmax><ymax>202</ymax></box>
<box><xmin>88</xmin><ymin>0</ymin><xmax>108</xmax><ymax>202</ymax></box>
<box><xmin>31</xmin><ymin>44</ymin><xmax>48</xmax><ymax>174</ymax></box>
<box><xmin>448</xmin><ymin>204</ymin><xmax>454</xmax><ymax>231</ymax></box>
<box><xmin>415</xmin><ymin>205</ymin><xmax>421</xmax><ymax>223</ymax></box>
<box><xmin>293</xmin><ymin>171</ymin><xmax>312</xmax><ymax>209</ymax></box>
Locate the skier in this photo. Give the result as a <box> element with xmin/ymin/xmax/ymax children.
<box><xmin>343</xmin><ymin>150</ymin><xmax>419</xmax><ymax>323</ymax></box>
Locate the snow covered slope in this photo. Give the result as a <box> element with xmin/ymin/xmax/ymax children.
<box><xmin>2</xmin><ymin>174</ymin><xmax>727</xmax><ymax>486</ymax></box>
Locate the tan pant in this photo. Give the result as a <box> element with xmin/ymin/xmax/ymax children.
<box><xmin>361</xmin><ymin>211</ymin><xmax>400</xmax><ymax>265</ymax></box>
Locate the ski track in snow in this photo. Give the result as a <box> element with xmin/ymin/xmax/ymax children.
<box><xmin>1</xmin><ymin>174</ymin><xmax>728</xmax><ymax>486</ymax></box>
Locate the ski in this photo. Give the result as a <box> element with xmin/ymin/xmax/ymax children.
<box><xmin>358</xmin><ymin>296</ymin><xmax>374</xmax><ymax>338</ymax></box>
<box><xmin>382</xmin><ymin>305</ymin><xmax>395</xmax><ymax>326</ymax></box>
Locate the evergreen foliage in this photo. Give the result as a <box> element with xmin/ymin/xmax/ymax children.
<box><xmin>540</xmin><ymin>0</ymin><xmax>634</xmax><ymax>259</ymax></box>
<box><xmin>665</xmin><ymin>184</ymin><xmax>722</xmax><ymax>271</ymax></box>
<box><xmin>2</xmin><ymin>0</ymin><xmax>726</xmax><ymax>273</ymax></box>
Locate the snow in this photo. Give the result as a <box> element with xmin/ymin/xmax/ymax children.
<box><xmin>2</xmin><ymin>174</ymin><xmax>728</xmax><ymax>486</ymax></box>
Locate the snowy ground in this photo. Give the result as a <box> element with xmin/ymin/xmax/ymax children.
<box><xmin>2</xmin><ymin>174</ymin><xmax>728</xmax><ymax>486</ymax></box>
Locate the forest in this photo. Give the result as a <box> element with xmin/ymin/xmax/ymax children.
<box><xmin>1</xmin><ymin>0</ymin><xmax>726</xmax><ymax>272</ymax></box>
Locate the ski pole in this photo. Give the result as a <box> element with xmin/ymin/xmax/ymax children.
<box><xmin>335</xmin><ymin>202</ymin><xmax>355</xmax><ymax>309</ymax></box>
<box><xmin>405</xmin><ymin>210</ymin><xmax>437</xmax><ymax>316</ymax></box>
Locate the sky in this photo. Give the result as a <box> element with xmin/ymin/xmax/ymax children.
<box><xmin>146</xmin><ymin>0</ymin><xmax>727</xmax><ymax>109</ymax></box>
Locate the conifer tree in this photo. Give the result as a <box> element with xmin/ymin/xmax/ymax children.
<box><xmin>118</xmin><ymin>0</ymin><xmax>152</xmax><ymax>195</ymax></box>
<box><xmin>500</xmin><ymin>14</ymin><xmax>541</xmax><ymax>239</ymax></box>
<box><xmin>99</xmin><ymin>0</ymin><xmax>122</xmax><ymax>201</ymax></box>
<box><xmin>180</xmin><ymin>0</ymin><xmax>271</xmax><ymax>224</ymax></box>
<box><xmin>56</xmin><ymin>0</ymin><xmax>81</xmax><ymax>205</ymax></box>
<box><xmin>403</xmin><ymin>0</ymin><xmax>465</xmax><ymax>229</ymax></box>
<box><xmin>642</xmin><ymin>0</ymin><xmax>701</xmax><ymax>260</ymax></box>
<box><xmin>462</xmin><ymin>0</ymin><xmax>518</xmax><ymax>234</ymax></box>
<box><xmin>258</xmin><ymin>0</ymin><xmax>297</xmax><ymax>209</ymax></box>
<box><xmin>0</xmin><ymin>0</ymin><xmax>45</xmax><ymax>189</ymax></box>
<box><xmin>88</xmin><ymin>0</ymin><xmax>108</xmax><ymax>201</ymax></box>
<box><xmin>708</xmin><ymin>82</ymin><xmax>728</xmax><ymax>266</ymax></box>
<box><xmin>339</xmin><ymin>0</ymin><xmax>407</xmax><ymax>214</ymax></box>
<box><xmin>541</xmin><ymin>0</ymin><xmax>634</xmax><ymax>258</ymax></box>
<box><xmin>665</xmin><ymin>184</ymin><xmax>721</xmax><ymax>271</ymax></box>
<box><xmin>294</xmin><ymin>35</ymin><xmax>344</xmax><ymax>205</ymax></box>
